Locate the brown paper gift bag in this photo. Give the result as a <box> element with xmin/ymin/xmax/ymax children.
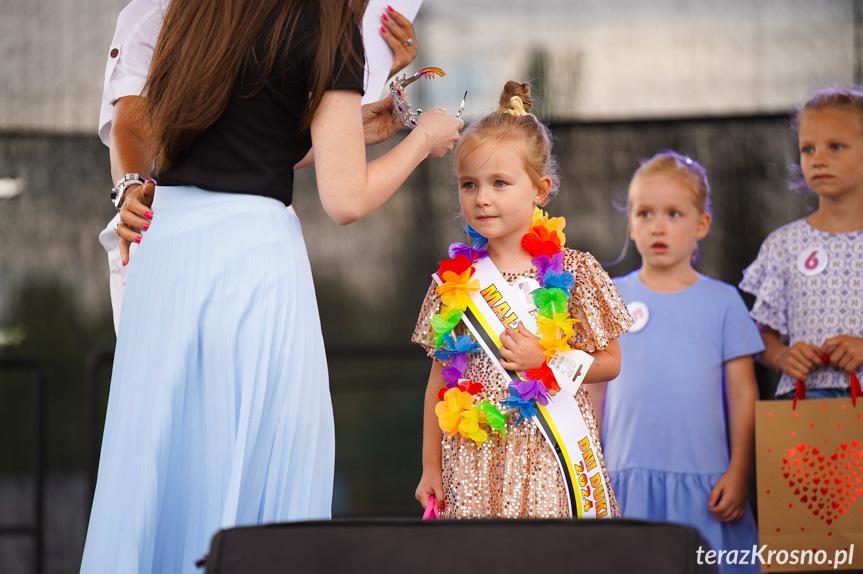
<box><xmin>755</xmin><ymin>398</ymin><xmax>863</xmax><ymax>572</ymax></box>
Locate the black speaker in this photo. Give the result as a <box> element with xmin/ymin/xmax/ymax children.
<box><xmin>204</xmin><ymin>518</ymin><xmax>719</xmax><ymax>573</ymax></box>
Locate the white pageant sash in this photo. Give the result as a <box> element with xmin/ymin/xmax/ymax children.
<box><xmin>433</xmin><ymin>256</ymin><xmax>611</xmax><ymax>518</ymax></box>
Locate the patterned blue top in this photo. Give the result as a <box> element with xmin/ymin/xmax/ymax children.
<box><xmin>739</xmin><ymin>218</ymin><xmax>863</xmax><ymax>395</ymax></box>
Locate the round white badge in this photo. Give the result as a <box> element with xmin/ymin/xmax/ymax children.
<box><xmin>796</xmin><ymin>246</ymin><xmax>828</xmax><ymax>276</ymax></box>
<box><xmin>626</xmin><ymin>301</ymin><xmax>649</xmax><ymax>333</ymax></box>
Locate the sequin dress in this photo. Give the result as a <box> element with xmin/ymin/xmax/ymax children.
<box><xmin>412</xmin><ymin>249</ymin><xmax>632</xmax><ymax>519</ymax></box>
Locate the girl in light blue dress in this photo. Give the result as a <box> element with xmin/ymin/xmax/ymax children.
<box><xmin>595</xmin><ymin>151</ymin><xmax>762</xmax><ymax>574</ymax></box>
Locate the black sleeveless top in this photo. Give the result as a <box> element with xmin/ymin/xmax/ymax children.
<box><xmin>157</xmin><ymin>5</ymin><xmax>365</xmax><ymax>205</ymax></box>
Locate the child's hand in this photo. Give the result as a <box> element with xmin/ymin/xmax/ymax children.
<box><xmin>776</xmin><ymin>342</ymin><xmax>824</xmax><ymax>381</ymax></box>
<box><xmin>821</xmin><ymin>335</ymin><xmax>863</xmax><ymax>374</ymax></box>
<box><xmin>415</xmin><ymin>468</ymin><xmax>444</xmax><ymax>511</ymax></box>
<box><xmin>499</xmin><ymin>322</ymin><xmax>547</xmax><ymax>372</ymax></box>
<box><xmin>708</xmin><ymin>469</ymin><xmax>748</xmax><ymax>522</ymax></box>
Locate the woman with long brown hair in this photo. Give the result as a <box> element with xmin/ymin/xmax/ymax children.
<box><xmin>81</xmin><ymin>1</ymin><xmax>462</xmax><ymax>571</ymax></box>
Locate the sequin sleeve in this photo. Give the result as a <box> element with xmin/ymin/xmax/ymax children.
<box><xmin>565</xmin><ymin>249</ymin><xmax>633</xmax><ymax>352</ymax></box>
<box><xmin>411</xmin><ymin>279</ymin><xmax>444</xmax><ymax>358</ymax></box>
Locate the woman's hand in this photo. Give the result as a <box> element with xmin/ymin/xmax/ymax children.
<box><xmin>821</xmin><ymin>335</ymin><xmax>863</xmax><ymax>373</ymax></box>
<box><xmin>311</xmin><ymin>92</ymin><xmax>461</xmax><ymax>225</ymax></box>
<box><xmin>380</xmin><ymin>6</ymin><xmax>418</xmax><ymax>78</ymax></box>
<box><xmin>415</xmin><ymin>467</ymin><xmax>444</xmax><ymax>511</ymax></box>
<box><xmin>116</xmin><ymin>179</ymin><xmax>155</xmax><ymax>265</ymax></box>
<box><xmin>499</xmin><ymin>322</ymin><xmax>546</xmax><ymax>372</ymax></box>
<box><xmin>361</xmin><ymin>97</ymin><xmax>402</xmax><ymax>146</ymax></box>
<box><xmin>412</xmin><ymin>108</ymin><xmax>463</xmax><ymax>158</ymax></box>
<box><xmin>776</xmin><ymin>341</ymin><xmax>824</xmax><ymax>381</ymax></box>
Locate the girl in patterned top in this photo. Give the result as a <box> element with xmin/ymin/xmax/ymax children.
<box><xmin>740</xmin><ymin>86</ymin><xmax>863</xmax><ymax>399</ymax></box>
<box><xmin>412</xmin><ymin>81</ymin><xmax>632</xmax><ymax>519</ymax></box>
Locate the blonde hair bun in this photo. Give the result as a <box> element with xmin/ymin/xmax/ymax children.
<box><xmin>454</xmin><ymin>80</ymin><xmax>560</xmax><ymax>206</ymax></box>
<box><xmin>497</xmin><ymin>81</ymin><xmax>533</xmax><ymax>116</ymax></box>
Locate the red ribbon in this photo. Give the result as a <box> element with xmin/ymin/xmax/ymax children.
<box><xmin>793</xmin><ymin>354</ymin><xmax>862</xmax><ymax>409</ymax></box>
<box><xmin>851</xmin><ymin>372</ymin><xmax>862</xmax><ymax>407</ymax></box>
<box><xmin>792</xmin><ymin>380</ymin><xmax>806</xmax><ymax>410</ymax></box>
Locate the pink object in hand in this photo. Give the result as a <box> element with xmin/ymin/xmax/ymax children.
<box><xmin>422</xmin><ymin>496</ymin><xmax>440</xmax><ymax>520</ymax></box>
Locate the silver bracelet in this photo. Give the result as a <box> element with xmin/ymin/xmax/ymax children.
<box><xmin>111</xmin><ymin>173</ymin><xmax>147</xmax><ymax>211</ymax></box>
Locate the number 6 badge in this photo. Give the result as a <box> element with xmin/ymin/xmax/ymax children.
<box><xmin>796</xmin><ymin>246</ymin><xmax>828</xmax><ymax>276</ymax></box>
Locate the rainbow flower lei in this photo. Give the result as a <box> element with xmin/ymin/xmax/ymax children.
<box><xmin>431</xmin><ymin>209</ymin><xmax>579</xmax><ymax>447</ymax></box>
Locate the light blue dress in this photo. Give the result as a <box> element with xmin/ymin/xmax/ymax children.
<box><xmin>603</xmin><ymin>272</ymin><xmax>763</xmax><ymax>574</ymax></box>
<box><xmin>81</xmin><ymin>187</ymin><xmax>334</xmax><ymax>573</ymax></box>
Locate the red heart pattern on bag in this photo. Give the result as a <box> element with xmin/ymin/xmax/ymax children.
<box><xmin>781</xmin><ymin>441</ymin><xmax>863</xmax><ymax>524</ymax></box>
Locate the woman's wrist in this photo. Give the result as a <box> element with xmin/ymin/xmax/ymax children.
<box><xmin>111</xmin><ymin>174</ymin><xmax>146</xmax><ymax>211</ymax></box>
<box><xmin>405</xmin><ymin>123</ymin><xmax>433</xmax><ymax>157</ymax></box>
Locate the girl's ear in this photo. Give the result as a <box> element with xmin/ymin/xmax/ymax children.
<box><xmin>535</xmin><ymin>176</ymin><xmax>553</xmax><ymax>205</ymax></box>
<box><xmin>695</xmin><ymin>212</ymin><xmax>712</xmax><ymax>240</ymax></box>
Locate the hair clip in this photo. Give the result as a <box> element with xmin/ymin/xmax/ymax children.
<box><xmin>390</xmin><ymin>67</ymin><xmax>466</xmax><ymax>128</ymax></box>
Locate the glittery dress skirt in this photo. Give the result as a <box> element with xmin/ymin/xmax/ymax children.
<box><xmin>81</xmin><ymin>186</ymin><xmax>334</xmax><ymax>573</ymax></box>
<box><xmin>413</xmin><ymin>249</ymin><xmax>632</xmax><ymax>519</ymax></box>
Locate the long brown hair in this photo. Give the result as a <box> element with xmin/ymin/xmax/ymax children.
<box><xmin>144</xmin><ymin>0</ymin><xmax>367</xmax><ymax>173</ymax></box>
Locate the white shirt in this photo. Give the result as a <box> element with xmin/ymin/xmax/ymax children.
<box><xmin>98</xmin><ymin>0</ymin><xmax>164</xmax><ymax>146</ymax></box>
<box><xmin>99</xmin><ymin>0</ymin><xmax>164</xmax><ymax>333</ymax></box>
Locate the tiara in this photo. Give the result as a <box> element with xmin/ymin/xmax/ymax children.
<box><xmin>390</xmin><ymin>67</ymin><xmax>467</xmax><ymax>129</ymax></box>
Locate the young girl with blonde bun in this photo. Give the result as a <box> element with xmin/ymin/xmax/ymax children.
<box><xmin>412</xmin><ymin>81</ymin><xmax>632</xmax><ymax>519</ymax></box>
<box><xmin>599</xmin><ymin>152</ymin><xmax>762</xmax><ymax>573</ymax></box>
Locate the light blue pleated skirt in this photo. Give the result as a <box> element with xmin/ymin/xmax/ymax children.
<box><xmin>81</xmin><ymin>186</ymin><xmax>334</xmax><ymax>574</ymax></box>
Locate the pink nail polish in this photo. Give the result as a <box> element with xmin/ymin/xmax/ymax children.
<box><xmin>380</xmin><ymin>25</ymin><xmax>387</xmax><ymax>33</ymax></box>
<box><xmin>135</xmin><ymin>236</ymin><xmax>142</xmax><ymax>244</ymax></box>
<box><xmin>142</xmin><ymin>223</ymin><xmax>150</xmax><ymax>231</ymax></box>
<box><xmin>387</xmin><ymin>4</ymin><xmax>394</xmax><ymax>11</ymax></box>
<box><xmin>146</xmin><ymin>178</ymin><xmax>154</xmax><ymax>184</ymax></box>
<box><xmin>122</xmin><ymin>259</ymin><xmax>127</xmax><ymax>267</ymax></box>
<box><xmin>144</xmin><ymin>211</ymin><xmax>153</xmax><ymax>219</ymax></box>
<box><xmin>382</xmin><ymin>13</ymin><xmax>389</xmax><ymax>21</ymax></box>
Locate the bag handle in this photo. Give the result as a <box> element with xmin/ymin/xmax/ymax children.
<box><xmin>422</xmin><ymin>495</ymin><xmax>440</xmax><ymax>520</ymax></box>
<box><xmin>793</xmin><ymin>355</ymin><xmax>862</xmax><ymax>408</ymax></box>
<box><xmin>853</xmin><ymin>372</ymin><xmax>862</xmax><ymax>406</ymax></box>
<box><xmin>792</xmin><ymin>380</ymin><xmax>805</xmax><ymax>410</ymax></box>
